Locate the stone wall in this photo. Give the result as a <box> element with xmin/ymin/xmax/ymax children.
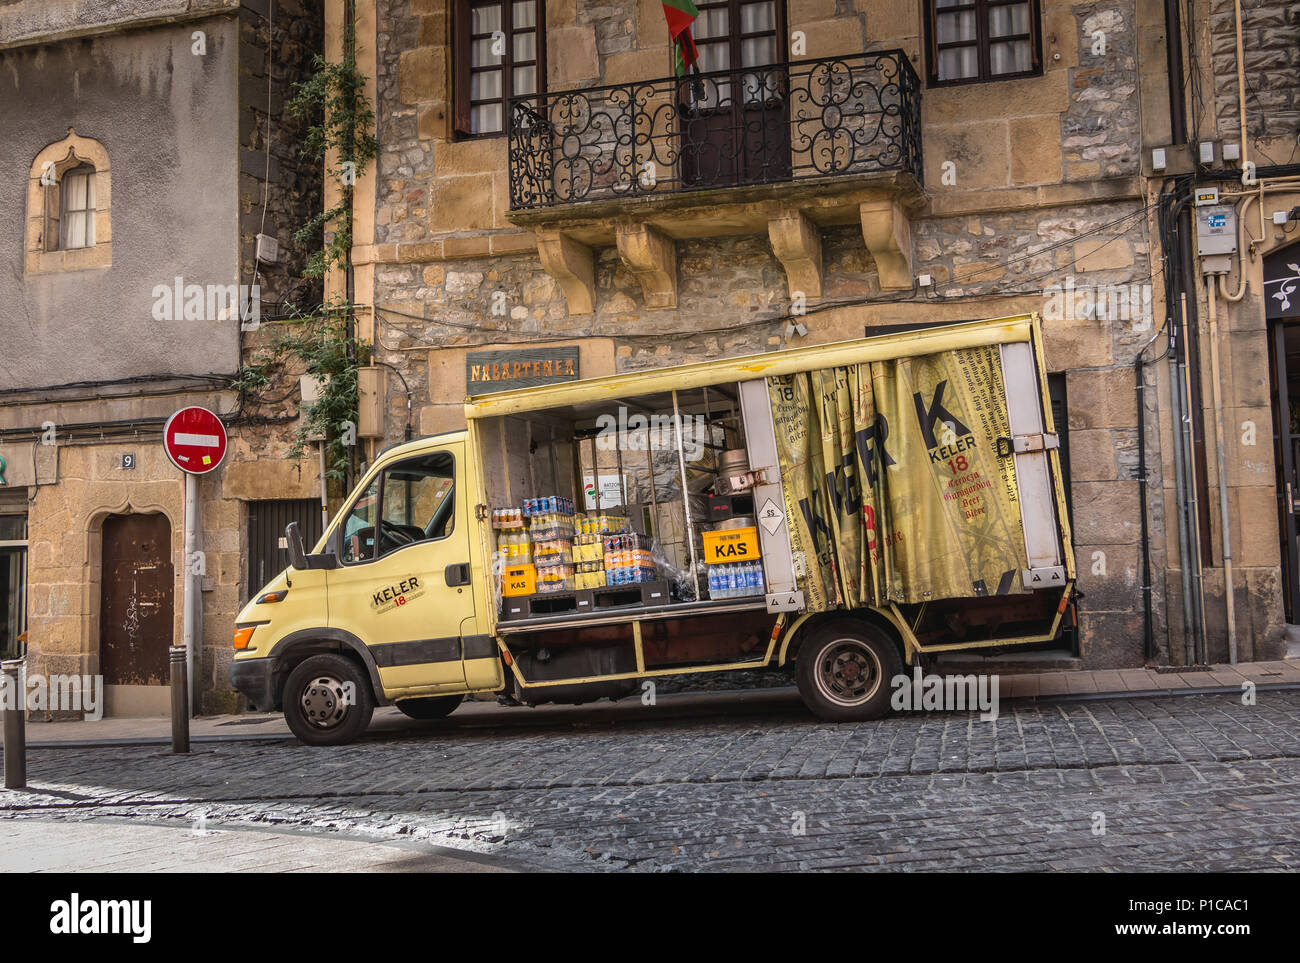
<box><xmin>1210</xmin><ymin>0</ymin><xmax>1300</xmax><ymax>148</ymax></box>
<box><xmin>237</xmin><ymin>0</ymin><xmax>326</xmax><ymax>312</ymax></box>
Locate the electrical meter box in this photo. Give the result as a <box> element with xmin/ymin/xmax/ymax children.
<box><xmin>1195</xmin><ymin>204</ymin><xmax>1238</xmax><ymax>256</ymax></box>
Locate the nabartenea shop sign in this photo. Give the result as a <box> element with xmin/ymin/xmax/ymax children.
<box><xmin>467</xmin><ymin>347</ymin><xmax>580</xmax><ymax>393</ymax></box>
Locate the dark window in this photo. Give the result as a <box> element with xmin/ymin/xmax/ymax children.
<box><xmin>454</xmin><ymin>0</ymin><xmax>545</xmax><ymax>138</ymax></box>
<box><xmin>923</xmin><ymin>0</ymin><xmax>1041</xmax><ymax>86</ymax></box>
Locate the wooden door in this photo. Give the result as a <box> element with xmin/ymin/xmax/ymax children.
<box><xmin>101</xmin><ymin>514</ymin><xmax>174</xmax><ymax>686</ymax></box>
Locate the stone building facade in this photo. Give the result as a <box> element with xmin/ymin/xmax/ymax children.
<box><xmin>0</xmin><ymin>0</ymin><xmax>324</xmax><ymax>715</ymax></box>
<box><xmin>336</xmin><ymin>0</ymin><xmax>1289</xmax><ymax>670</ymax></box>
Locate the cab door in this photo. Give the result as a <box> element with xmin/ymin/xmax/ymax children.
<box><xmin>327</xmin><ymin>443</ymin><xmax>474</xmax><ymax>694</ymax></box>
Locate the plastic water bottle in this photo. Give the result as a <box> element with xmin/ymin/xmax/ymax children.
<box><xmin>708</xmin><ymin>566</ymin><xmax>720</xmax><ymax>599</ymax></box>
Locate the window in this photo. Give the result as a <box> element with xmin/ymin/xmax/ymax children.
<box><xmin>58</xmin><ymin>165</ymin><xmax>97</xmax><ymax>250</ymax></box>
<box><xmin>692</xmin><ymin>0</ymin><xmax>783</xmax><ymax>76</ymax></box>
<box><xmin>924</xmin><ymin>0</ymin><xmax>1040</xmax><ymax>86</ymax></box>
<box><xmin>454</xmin><ymin>0</ymin><xmax>545</xmax><ymax>137</ymax></box>
<box><xmin>342</xmin><ymin>478</ymin><xmax>381</xmax><ymax>563</ymax></box>
<box><xmin>341</xmin><ymin>452</ymin><xmax>456</xmax><ymax>564</ymax></box>
<box><xmin>25</xmin><ymin>130</ymin><xmax>111</xmax><ymax>275</ymax></box>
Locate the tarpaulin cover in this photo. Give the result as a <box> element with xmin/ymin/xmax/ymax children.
<box><xmin>768</xmin><ymin>345</ymin><xmax>1030</xmax><ymax>609</ymax></box>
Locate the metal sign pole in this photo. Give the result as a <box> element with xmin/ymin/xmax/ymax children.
<box><xmin>182</xmin><ymin>471</ymin><xmax>198</xmax><ymax>717</ymax></box>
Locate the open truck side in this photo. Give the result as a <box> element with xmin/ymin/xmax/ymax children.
<box><xmin>231</xmin><ymin>314</ymin><xmax>1076</xmax><ymax>745</ymax></box>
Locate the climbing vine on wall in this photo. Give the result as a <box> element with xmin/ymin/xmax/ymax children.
<box><xmin>233</xmin><ymin>15</ymin><xmax>378</xmax><ymax>489</ymax></box>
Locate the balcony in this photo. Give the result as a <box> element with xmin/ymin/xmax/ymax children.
<box><xmin>509</xmin><ymin>49</ymin><xmax>922</xmax><ymax>208</ymax></box>
<box><xmin>505</xmin><ymin>50</ymin><xmax>924</xmax><ymax>315</ymax></box>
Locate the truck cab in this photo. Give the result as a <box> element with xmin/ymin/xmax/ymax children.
<box><xmin>231</xmin><ymin>431</ymin><xmax>503</xmax><ymax>743</ymax></box>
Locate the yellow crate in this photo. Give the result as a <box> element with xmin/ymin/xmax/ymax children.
<box><xmin>502</xmin><ymin>564</ymin><xmax>536</xmax><ymax>597</ymax></box>
<box><xmin>701</xmin><ymin>526</ymin><xmax>761</xmax><ymax>565</ymax></box>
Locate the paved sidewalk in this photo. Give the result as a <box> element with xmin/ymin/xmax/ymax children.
<box><xmin>0</xmin><ymin>818</ymin><xmax>519</xmax><ymax>872</ymax></box>
<box><xmin>2</xmin><ymin>657</ymin><xmax>1297</xmax><ymax>747</ymax></box>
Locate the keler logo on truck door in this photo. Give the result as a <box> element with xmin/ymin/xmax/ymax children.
<box><xmin>371</xmin><ymin>576</ymin><xmax>425</xmax><ymax>614</ymax></box>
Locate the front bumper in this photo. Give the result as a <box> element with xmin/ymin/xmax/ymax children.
<box><xmin>230</xmin><ymin>657</ymin><xmax>276</xmax><ymax>712</ymax></box>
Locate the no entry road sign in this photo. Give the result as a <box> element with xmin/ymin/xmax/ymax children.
<box><xmin>163</xmin><ymin>407</ymin><xmax>228</xmax><ymax>475</ymax></box>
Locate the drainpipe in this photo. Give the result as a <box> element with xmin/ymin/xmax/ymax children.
<box><xmin>1179</xmin><ymin>293</ymin><xmax>1209</xmax><ymax>664</ymax></box>
<box><xmin>1203</xmin><ymin>274</ymin><xmax>1239</xmax><ymax>664</ymax></box>
<box><xmin>1167</xmin><ymin>291</ymin><xmax>1198</xmax><ymax>666</ymax></box>
<box><xmin>1135</xmin><ymin>318</ymin><xmax>1168</xmax><ymax>663</ymax></box>
<box><xmin>1233</xmin><ymin>0</ymin><xmax>1249</xmax><ymax>170</ymax></box>
<box><xmin>1163</xmin><ymin>0</ymin><xmax>1188</xmax><ymax>144</ymax></box>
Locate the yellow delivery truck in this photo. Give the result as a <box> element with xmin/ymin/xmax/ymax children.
<box><xmin>231</xmin><ymin>314</ymin><xmax>1075</xmax><ymax>745</ymax></box>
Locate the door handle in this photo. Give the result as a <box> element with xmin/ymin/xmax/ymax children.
<box><xmin>445</xmin><ymin>563</ymin><xmax>471</xmax><ymax>587</ymax></box>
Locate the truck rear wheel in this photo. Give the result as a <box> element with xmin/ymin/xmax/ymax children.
<box><xmin>795</xmin><ymin>619</ymin><xmax>902</xmax><ymax>722</ymax></box>
<box><xmin>283</xmin><ymin>654</ymin><xmax>375</xmax><ymax>746</ymax></box>
<box><xmin>395</xmin><ymin>694</ymin><xmax>463</xmax><ymax>720</ymax></box>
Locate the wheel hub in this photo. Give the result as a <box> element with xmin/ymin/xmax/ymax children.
<box><xmin>815</xmin><ymin>639</ymin><xmax>882</xmax><ymax>707</ymax></box>
<box><xmin>300</xmin><ymin>674</ymin><xmax>348</xmax><ymax>729</ymax></box>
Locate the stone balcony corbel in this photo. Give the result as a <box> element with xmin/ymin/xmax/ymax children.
<box><xmin>859</xmin><ymin>198</ymin><xmax>914</xmax><ymax>291</ymax></box>
<box><xmin>615</xmin><ymin>222</ymin><xmax>677</xmax><ymax>309</ymax></box>
<box><xmin>536</xmin><ymin>229</ymin><xmax>596</xmax><ymax>315</ymax></box>
<box><xmin>767</xmin><ymin>207</ymin><xmax>823</xmax><ymax>301</ymax></box>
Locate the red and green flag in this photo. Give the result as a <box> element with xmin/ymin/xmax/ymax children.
<box><xmin>663</xmin><ymin>0</ymin><xmax>700</xmax><ymax>77</ymax></box>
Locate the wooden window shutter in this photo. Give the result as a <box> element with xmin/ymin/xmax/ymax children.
<box><xmin>453</xmin><ymin>0</ymin><xmax>473</xmax><ymax>137</ymax></box>
<box><xmin>926</xmin><ymin>0</ymin><xmax>940</xmax><ymax>84</ymax></box>
<box><xmin>1028</xmin><ymin>0</ymin><xmax>1041</xmax><ymax>69</ymax></box>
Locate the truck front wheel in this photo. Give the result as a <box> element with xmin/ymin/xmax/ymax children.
<box><xmin>283</xmin><ymin>654</ymin><xmax>375</xmax><ymax>746</ymax></box>
<box><xmin>795</xmin><ymin>620</ymin><xmax>902</xmax><ymax>722</ymax></box>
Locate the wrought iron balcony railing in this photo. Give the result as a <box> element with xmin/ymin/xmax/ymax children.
<box><xmin>508</xmin><ymin>49</ymin><xmax>922</xmax><ymax>211</ymax></box>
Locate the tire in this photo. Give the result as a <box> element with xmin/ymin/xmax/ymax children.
<box><xmin>395</xmin><ymin>694</ymin><xmax>464</xmax><ymax>720</ymax></box>
<box><xmin>282</xmin><ymin>654</ymin><xmax>375</xmax><ymax>746</ymax></box>
<box><xmin>795</xmin><ymin>619</ymin><xmax>902</xmax><ymax>722</ymax></box>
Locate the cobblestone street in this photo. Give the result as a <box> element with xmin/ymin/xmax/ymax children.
<box><xmin>3</xmin><ymin>689</ymin><xmax>1300</xmax><ymax>871</ymax></box>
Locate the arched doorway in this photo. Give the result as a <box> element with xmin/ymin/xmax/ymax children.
<box><xmin>100</xmin><ymin>514</ymin><xmax>174</xmax><ymax>710</ymax></box>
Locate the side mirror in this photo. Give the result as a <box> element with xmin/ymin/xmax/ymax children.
<box><xmin>285</xmin><ymin>522</ymin><xmax>308</xmax><ymax>570</ymax></box>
